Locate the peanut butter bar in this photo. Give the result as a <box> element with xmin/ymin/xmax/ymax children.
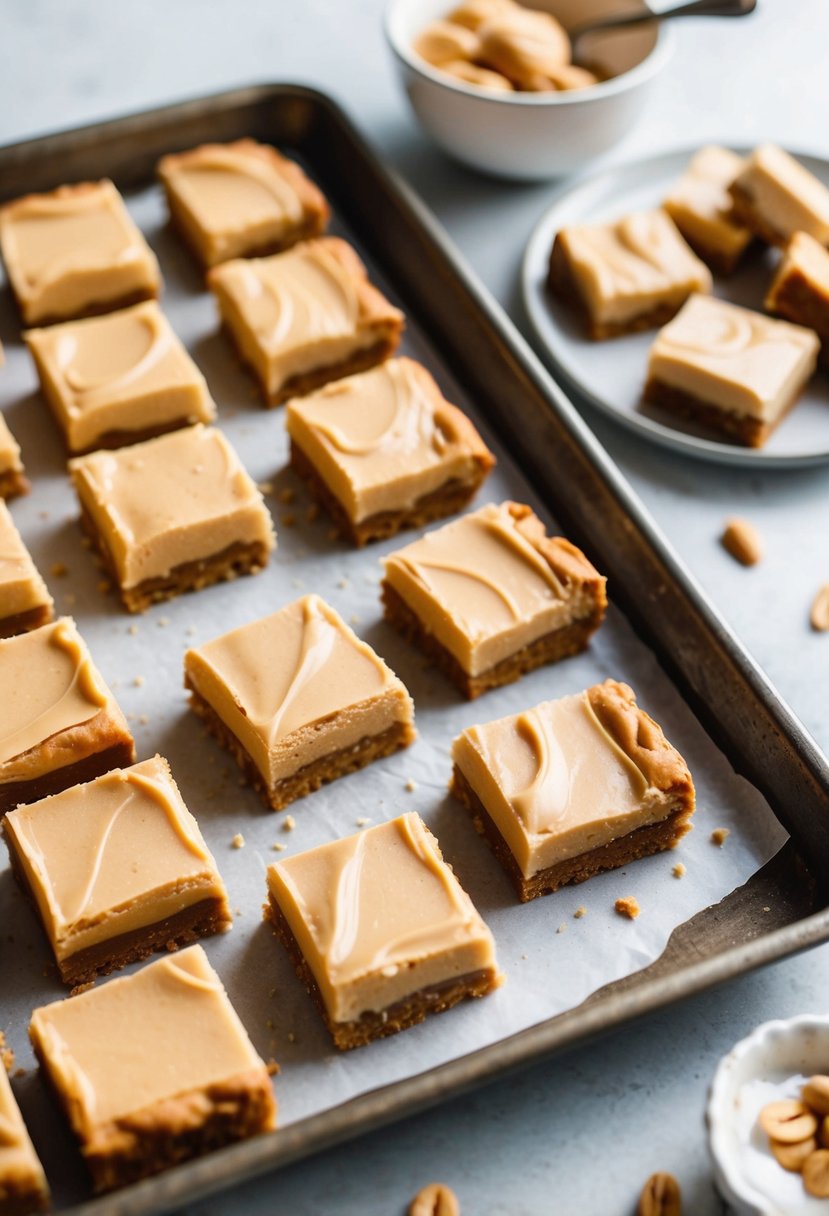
<box><xmin>0</xmin><ymin>1065</ymin><xmax>49</xmax><ymax>1215</ymax></box>
<box><xmin>730</xmin><ymin>144</ymin><xmax>829</xmax><ymax>248</ymax></box>
<box><xmin>158</xmin><ymin>139</ymin><xmax>330</xmax><ymax>269</ymax></box>
<box><xmin>451</xmin><ymin>680</ymin><xmax>695</xmax><ymax>901</ymax></box>
<box><xmin>548</xmin><ymin>209</ymin><xmax>712</xmax><ymax>339</ymax></box>
<box><xmin>287</xmin><ymin>357</ymin><xmax>495</xmax><ymax>545</ymax></box>
<box><xmin>0</xmin><ymin>180</ymin><xmax>161</xmax><ymax>327</ymax></box>
<box><xmin>3</xmin><ymin>755</ymin><xmax>231</xmax><ymax>986</ymax></box>
<box><xmin>0</xmin><ymin>617</ymin><xmax>134</xmax><ymax>816</ymax></box>
<box><xmin>265</xmin><ymin>812</ymin><xmax>501</xmax><ymax>1050</ymax></box>
<box><xmin>69</xmin><ymin>423</ymin><xmax>276</xmax><ymax>613</ymax></box>
<box><xmin>29</xmin><ymin>946</ymin><xmax>277</xmax><ymax>1192</ymax></box>
<box><xmin>25</xmin><ymin>301</ymin><xmax>216</xmax><ymax>454</ymax></box>
<box><xmin>644</xmin><ymin>294</ymin><xmax>819</xmax><ymax>447</ymax></box>
<box><xmin>663</xmin><ymin>146</ymin><xmax>753</xmax><ymax>274</ymax></box>
<box><xmin>185</xmin><ymin>594</ymin><xmax>415</xmax><ymax>811</ymax></box>
<box><xmin>766</xmin><ymin>231</ymin><xmax>829</xmax><ymax>364</ymax></box>
<box><xmin>0</xmin><ymin>415</ymin><xmax>27</xmax><ymax>501</ymax></box>
<box><xmin>0</xmin><ymin>500</ymin><xmax>53</xmax><ymax>639</ymax></box>
<box><xmin>381</xmin><ymin>501</ymin><xmax>607</xmax><ymax>699</ymax></box>
<box><xmin>207</xmin><ymin>236</ymin><xmax>404</xmax><ymax>405</ymax></box>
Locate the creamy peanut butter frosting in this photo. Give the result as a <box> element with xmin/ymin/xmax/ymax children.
<box><xmin>29</xmin><ymin>946</ymin><xmax>274</xmax><ymax>1137</ymax></box>
<box><xmin>0</xmin><ymin>180</ymin><xmax>161</xmax><ymax>325</ymax></box>
<box><xmin>69</xmin><ymin>424</ymin><xmax>275</xmax><ymax>589</ymax></box>
<box><xmin>286</xmin><ymin>357</ymin><xmax>493</xmax><ymax>522</ymax></box>
<box><xmin>383</xmin><ymin>501</ymin><xmax>602</xmax><ymax>677</ymax></box>
<box><xmin>648</xmin><ymin>294</ymin><xmax>819</xmax><ymax>422</ymax></box>
<box><xmin>267</xmin><ymin>812</ymin><xmax>499</xmax><ymax>1022</ymax></box>
<box><xmin>453</xmin><ymin>682</ymin><xmax>692</xmax><ymax>876</ymax></box>
<box><xmin>3</xmin><ymin>755</ymin><xmax>230</xmax><ymax>962</ymax></box>
<box><xmin>208</xmin><ymin>238</ymin><xmax>402</xmax><ymax>397</ymax></box>
<box><xmin>558</xmin><ymin>209</ymin><xmax>712</xmax><ymax>327</ymax></box>
<box><xmin>0</xmin><ymin>617</ymin><xmax>115</xmax><ymax>772</ymax></box>
<box><xmin>0</xmin><ymin>500</ymin><xmax>53</xmax><ymax>622</ymax></box>
<box><xmin>185</xmin><ymin>594</ymin><xmax>414</xmax><ymax>787</ymax></box>
<box><xmin>0</xmin><ymin>414</ymin><xmax>24</xmax><ymax>479</ymax></box>
<box><xmin>0</xmin><ymin>1065</ymin><xmax>49</xmax><ymax>1208</ymax></box>
<box><xmin>733</xmin><ymin>144</ymin><xmax>829</xmax><ymax>244</ymax></box>
<box><xmin>25</xmin><ymin>301</ymin><xmax>216</xmax><ymax>452</ymax></box>
<box><xmin>664</xmin><ymin>146</ymin><xmax>752</xmax><ymax>259</ymax></box>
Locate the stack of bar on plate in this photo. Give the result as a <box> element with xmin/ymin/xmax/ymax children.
<box><xmin>0</xmin><ymin>128</ymin><xmax>700</xmax><ymax>1211</ymax></box>
<box><xmin>549</xmin><ymin>142</ymin><xmax>829</xmax><ymax>448</ymax></box>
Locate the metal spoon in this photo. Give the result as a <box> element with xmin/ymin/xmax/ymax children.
<box><xmin>570</xmin><ymin>0</ymin><xmax>757</xmax><ymax>64</ymax></box>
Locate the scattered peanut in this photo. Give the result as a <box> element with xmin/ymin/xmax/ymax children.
<box><xmin>771</xmin><ymin>1136</ymin><xmax>817</xmax><ymax>1172</ymax></box>
<box><xmin>721</xmin><ymin>518</ymin><xmax>762</xmax><ymax>566</ymax></box>
<box><xmin>409</xmin><ymin>1182</ymin><xmax>460</xmax><ymax>1216</ymax></box>
<box><xmin>637</xmin><ymin>1171</ymin><xmax>681</xmax><ymax>1216</ymax></box>
<box><xmin>803</xmin><ymin>1076</ymin><xmax>829</xmax><ymax>1116</ymax></box>
<box><xmin>803</xmin><ymin>1149</ymin><xmax>829</xmax><ymax>1198</ymax></box>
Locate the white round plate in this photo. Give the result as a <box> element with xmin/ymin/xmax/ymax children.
<box><xmin>522</xmin><ymin>145</ymin><xmax>829</xmax><ymax>468</ymax></box>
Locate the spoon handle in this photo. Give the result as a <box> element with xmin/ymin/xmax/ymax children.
<box><xmin>570</xmin><ymin>0</ymin><xmax>756</xmax><ymax>47</ymax></box>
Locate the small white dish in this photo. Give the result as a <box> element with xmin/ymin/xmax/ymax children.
<box><xmin>383</xmin><ymin>0</ymin><xmax>674</xmax><ymax>180</ymax></box>
<box><xmin>707</xmin><ymin>1014</ymin><xmax>829</xmax><ymax>1216</ymax></box>
<box><xmin>521</xmin><ymin>144</ymin><xmax>829</xmax><ymax>468</ymax></box>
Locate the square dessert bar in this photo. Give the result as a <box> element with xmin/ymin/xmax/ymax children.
<box><xmin>0</xmin><ymin>180</ymin><xmax>161</xmax><ymax>327</ymax></box>
<box><xmin>157</xmin><ymin>138</ymin><xmax>330</xmax><ymax>269</ymax></box>
<box><xmin>3</xmin><ymin>754</ymin><xmax>231</xmax><ymax>987</ymax></box>
<box><xmin>548</xmin><ymin>208</ymin><xmax>712</xmax><ymax>339</ymax></box>
<box><xmin>663</xmin><ymin>145</ymin><xmax>753</xmax><ymax>274</ymax></box>
<box><xmin>0</xmin><ymin>414</ymin><xmax>28</xmax><ymax>501</ymax></box>
<box><xmin>69</xmin><ymin>423</ymin><xmax>275</xmax><ymax>613</ymax></box>
<box><xmin>265</xmin><ymin>812</ymin><xmax>501</xmax><ymax>1050</ymax></box>
<box><xmin>381</xmin><ymin>501</ymin><xmax>607</xmax><ymax>699</ymax></box>
<box><xmin>0</xmin><ymin>1065</ymin><xmax>49</xmax><ymax>1215</ymax></box>
<box><xmin>451</xmin><ymin>679</ymin><xmax>695</xmax><ymax>902</ymax></box>
<box><xmin>730</xmin><ymin>143</ymin><xmax>829</xmax><ymax>248</ymax></box>
<box><xmin>29</xmin><ymin>946</ymin><xmax>277</xmax><ymax>1192</ymax></box>
<box><xmin>766</xmin><ymin>231</ymin><xmax>829</xmax><ymax>362</ymax></box>
<box><xmin>184</xmin><ymin>594</ymin><xmax>415</xmax><ymax>811</ymax></box>
<box><xmin>287</xmin><ymin>356</ymin><xmax>496</xmax><ymax>545</ymax></box>
<box><xmin>644</xmin><ymin>294</ymin><xmax>819</xmax><ymax>448</ymax></box>
<box><xmin>0</xmin><ymin>617</ymin><xmax>134</xmax><ymax>817</ymax></box>
<box><xmin>25</xmin><ymin>301</ymin><xmax>217</xmax><ymax>455</ymax></box>
<box><xmin>0</xmin><ymin>500</ymin><xmax>53</xmax><ymax>638</ymax></box>
<box><xmin>207</xmin><ymin>236</ymin><xmax>405</xmax><ymax>405</ymax></box>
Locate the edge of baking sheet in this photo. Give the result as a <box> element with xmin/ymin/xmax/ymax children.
<box><xmin>1</xmin><ymin>84</ymin><xmax>828</xmax><ymax>1216</ymax></box>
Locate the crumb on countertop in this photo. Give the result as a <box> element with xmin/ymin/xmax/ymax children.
<box><xmin>574</xmin><ymin>906</ymin><xmax>586</xmax><ymax>919</ymax></box>
<box><xmin>127</xmin><ymin>623</ymin><xmax>139</xmax><ymax>636</ymax></box>
<box><xmin>672</xmin><ymin>862</ymin><xmax>686</xmax><ymax>878</ymax></box>
<box><xmin>556</xmin><ymin>923</ymin><xmax>567</xmax><ymax>934</ymax></box>
<box><xmin>405</xmin><ymin>779</ymin><xmax>417</xmax><ymax>793</ymax></box>
<box><xmin>277</xmin><ymin>486</ymin><xmax>294</xmax><ymax>504</ymax></box>
<box><xmin>231</xmin><ymin>833</ymin><xmax>245</xmax><ymax>850</ymax></box>
<box><xmin>132</xmin><ymin>675</ymin><xmax>145</xmax><ymax>688</ymax></box>
<box><xmin>157</xmin><ymin>616</ymin><xmax>170</xmax><ymax>627</ymax></box>
<box><xmin>615</xmin><ymin>896</ymin><xmax>640</xmax><ymax>921</ymax></box>
<box><xmin>51</xmin><ymin>562</ymin><xmax>68</xmax><ymax>577</ymax></box>
<box><xmin>306</xmin><ymin>503</ymin><xmax>320</xmax><ymax>523</ymax></box>
<box><xmin>283</xmin><ymin>815</ymin><xmax>296</xmax><ymax>832</ymax></box>
<box><xmin>280</xmin><ymin>512</ymin><xmax>296</xmax><ymax>527</ymax></box>
<box><xmin>711</xmin><ymin>827</ymin><xmax>731</xmax><ymax>847</ymax></box>
<box><xmin>272</xmin><ymin>842</ymin><xmax>287</xmax><ymax>852</ymax></box>
<box><xmin>356</xmin><ymin>816</ymin><xmax>371</xmax><ymax>827</ymax></box>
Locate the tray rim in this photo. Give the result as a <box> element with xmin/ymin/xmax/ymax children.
<box><xmin>1</xmin><ymin>81</ymin><xmax>828</xmax><ymax>1216</ymax></box>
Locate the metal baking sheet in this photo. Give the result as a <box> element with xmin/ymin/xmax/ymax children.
<box><xmin>0</xmin><ymin>86</ymin><xmax>828</xmax><ymax>1216</ymax></box>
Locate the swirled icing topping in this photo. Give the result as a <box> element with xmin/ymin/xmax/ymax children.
<box><xmin>223</xmin><ymin>242</ymin><xmax>359</xmax><ymax>353</ymax></box>
<box><xmin>286</xmin><ymin>358</ymin><xmax>492</xmax><ymax>521</ymax></box>
<box><xmin>162</xmin><ymin>144</ymin><xmax>304</xmax><ymax>230</ymax></box>
<box><xmin>69</xmin><ymin>424</ymin><xmax>274</xmax><ymax>588</ymax></box>
<box><xmin>648</xmin><ymin>294</ymin><xmax>819</xmax><ymax>421</ymax></box>
<box><xmin>558</xmin><ymin>209</ymin><xmax>712</xmax><ymax>326</ymax></box>
<box><xmin>0</xmin><ymin>1067</ymin><xmax>48</xmax><ymax>1205</ymax></box>
<box><xmin>0</xmin><ymin>618</ymin><xmax>109</xmax><ymax>766</ymax></box>
<box><xmin>733</xmin><ymin>143</ymin><xmax>829</xmax><ymax>244</ymax></box>
<box><xmin>267</xmin><ymin>813</ymin><xmax>498</xmax><ymax>1021</ymax></box>
<box><xmin>0</xmin><ymin>499</ymin><xmax>53</xmax><ymax>621</ymax></box>
<box><xmin>29</xmin><ymin>946</ymin><xmax>271</xmax><ymax>1132</ymax></box>
<box><xmin>3</xmin><ymin>756</ymin><xmax>220</xmax><ymax>950</ymax></box>
<box><xmin>664</xmin><ymin>146</ymin><xmax>752</xmax><ymax>260</ymax></box>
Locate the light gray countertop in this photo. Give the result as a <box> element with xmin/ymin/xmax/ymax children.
<box><xmin>1</xmin><ymin>1</ymin><xmax>827</xmax><ymax>1212</ymax></box>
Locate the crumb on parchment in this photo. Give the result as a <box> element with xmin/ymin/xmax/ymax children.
<box><xmin>615</xmin><ymin>896</ymin><xmax>640</xmax><ymax>920</ymax></box>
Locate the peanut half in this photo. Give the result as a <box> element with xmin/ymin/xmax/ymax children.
<box><xmin>810</xmin><ymin>587</ymin><xmax>829</xmax><ymax>632</ymax></box>
<box><xmin>637</xmin><ymin>1171</ymin><xmax>681</xmax><ymax>1216</ymax></box>
<box><xmin>803</xmin><ymin>1149</ymin><xmax>829</xmax><ymax>1198</ymax></box>
<box><xmin>759</xmin><ymin>1099</ymin><xmax>818</xmax><ymax>1144</ymax></box>
<box><xmin>771</xmin><ymin>1136</ymin><xmax>817</xmax><ymax>1172</ymax></box>
<box><xmin>803</xmin><ymin>1075</ymin><xmax>829</xmax><ymax>1116</ymax></box>
<box><xmin>721</xmin><ymin>518</ymin><xmax>762</xmax><ymax>567</ymax></box>
<box><xmin>409</xmin><ymin>1183</ymin><xmax>460</xmax><ymax>1216</ymax></box>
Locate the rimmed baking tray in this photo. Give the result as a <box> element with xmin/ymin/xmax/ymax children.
<box><xmin>1</xmin><ymin>85</ymin><xmax>829</xmax><ymax>1216</ymax></box>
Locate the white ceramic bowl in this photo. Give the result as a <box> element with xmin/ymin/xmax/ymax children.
<box><xmin>707</xmin><ymin>1014</ymin><xmax>829</xmax><ymax>1216</ymax></box>
<box><xmin>384</xmin><ymin>0</ymin><xmax>675</xmax><ymax>180</ymax></box>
